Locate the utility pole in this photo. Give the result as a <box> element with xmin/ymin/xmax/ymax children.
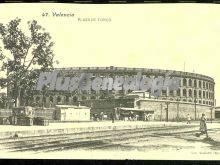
<box><xmin>160</xmin><ymin>103</ymin><xmax>163</xmax><ymax>121</ymax></box>
<box><xmin>210</xmin><ymin>107</ymin><xmax>213</xmax><ymax>123</ymax></box>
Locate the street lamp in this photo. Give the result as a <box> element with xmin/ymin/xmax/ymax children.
<box><xmin>210</xmin><ymin>107</ymin><xmax>213</xmax><ymax>123</ymax></box>
<box><xmin>165</xmin><ymin>100</ymin><xmax>170</xmax><ymax>122</ymax></box>
<box><xmin>194</xmin><ymin>86</ymin><xmax>197</xmax><ymax>121</ymax></box>
<box><xmin>176</xmin><ymin>98</ymin><xmax>180</xmax><ymax>122</ymax></box>
<box><xmin>194</xmin><ymin>97</ymin><xmax>197</xmax><ymax>120</ymax></box>
<box><xmin>41</xmin><ymin>85</ymin><xmax>49</xmax><ymax>108</ymax></box>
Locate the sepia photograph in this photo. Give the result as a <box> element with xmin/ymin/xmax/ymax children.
<box><xmin>0</xmin><ymin>3</ymin><xmax>219</xmax><ymax>160</ymax></box>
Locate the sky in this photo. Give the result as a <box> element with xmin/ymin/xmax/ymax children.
<box><xmin>0</xmin><ymin>3</ymin><xmax>219</xmax><ymax>105</ymax></box>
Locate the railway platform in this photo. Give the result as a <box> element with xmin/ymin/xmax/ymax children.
<box><xmin>0</xmin><ymin>121</ymin><xmax>219</xmax><ymax>139</ymax></box>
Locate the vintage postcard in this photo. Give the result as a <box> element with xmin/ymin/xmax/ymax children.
<box><xmin>0</xmin><ymin>3</ymin><xmax>219</xmax><ymax>160</ymax></box>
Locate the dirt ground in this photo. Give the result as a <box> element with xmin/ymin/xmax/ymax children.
<box><xmin>0</xmin><ymin>121</ymin><xmax>219</xmax><ymax>160</ymax></box>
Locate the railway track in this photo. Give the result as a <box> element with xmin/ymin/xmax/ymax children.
<box><xmin>0</xmin><ymin>125</ymin><xmax>218</xmax><ymax>153</ymax></box>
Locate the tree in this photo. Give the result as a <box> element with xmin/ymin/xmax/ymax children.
<box><xmin>0</xmin><ymin>18</ymin><xmax>58</xmax><ymax>107</ymax></box>
<box><xmin>0</xmin><ymin>93</ymin><xmax>7</xmax><ymax>109</ymax></box>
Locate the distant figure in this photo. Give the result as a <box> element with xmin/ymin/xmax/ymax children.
<box><xmin>129</xmin><ymin>111</ymin><xmax>134</xmax><ymax>121</ymax></box>
<box><xmin>136</xmin><ymin>114</ymin><xmax>139</xmax><ymax>121</ymax></box>
<box><xmin>100</xmin><ymin>112</ymin><xmax>104</xmax><ymax>121</ymax></box>
<box><xmin>196</xmin><ymin>113</ymin><xmax>209</xmax><ymax>138</ymax></box>
<box><xmin>187</xmin><ymin>114</ymin><xmax>191</xmax><ymax>124</ymax></box>
<box><xmin>110</xmin><ymin>113</ymin><xmax>114</xmax><ymax>123</ymax></box>
<box><xmin>143</xmin><ymin>112</ymin><xmax>148</xmax><ymax>121</ymax></box>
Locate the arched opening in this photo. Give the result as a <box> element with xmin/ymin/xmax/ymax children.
<box><xmin>189</xmin><ymin>79</ymin><xmax>192</xmax><ymax>86</ymax></box>
<box><xmin>194</xmin><ymin>90</ymin><xmax>197</xmax><ymax>98</ymax></box>
<box><xmin>203</xmin><ymin>81</ymin><xmax>205</xmax><ymax>88</ymax></box>
<box><xmin>183</xmin><ymin>89</ymin><xmax>187</xmax><ymax>97</ymax></box>
<box><xmin>49</xmin><ymin>96</ymin><xmax>53</xmax><ymax>103</ymax></box>
<box><xmin>199</xmin><ymin>90</ymin><xmax>201</xmax><ymax>98</ymax></box>
<box><xmin>162</xmin><ymin>90</ymin><xmax>166</xmax><ymax>96</ymax></box>
<box><xmin>81</xmin><ymin>96</ymin><xmax>87</xmax><ymax>100</ymax></box>
<box><xmin>199</xmin><ymin>81</ymin><xmax>201</xmax><ymax>88</ymax></box>
<box><xmin>43</xmin><ymin>97</ymin><xmax>46</xmax><ymax>106</ymax></box>
<box><xmin>99</xmin><ymin>95</ymin><xmax>105</xmax><ymax>99</ymax></box>
<box><xmin>90</xmin><ymin>96</ymin><xmax>96</xmax><ymax>100</ymax></box>
<box><xmin>36</xmin><ymin>96</ymin><xmax>40</xmax><ymax>102</ymax></box>
<box><xmin>65</xmin><ymin>96</ymin><xmax>69</xmax><ymax>104</ymax></box>
<box><xmin>183</xmin><ymin>78</ymin><xmax>187</xmax><ymax>86</ymax></box>
<box><xmin>176</xmin><ymin>89</ymin><xmax>180</xmax><ymax>96</ymax></box>
<box><xmin>188</xmin><ymin>89</ymin><xmax>192</xmax><ymax>97</ymax></box>
<box><xmin>73</xmin><ymin>96</ymin><xmax>78</xmax><ymax>102</ymax></box>
<box><xmin>169</xmin><ymin>90</ymin><xmax>174</xmax><ymax>96</ymax></box>
<box><xmin>194</xmin><ymin>80</ymin><xmax>197</xmax><ymax>87</ymax></box>
<box><xmin>57</xmin><ymin>96</ymin><xmax>61</xmax><ymax>103</ymax></box>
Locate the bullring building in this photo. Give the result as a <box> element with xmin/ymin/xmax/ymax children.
<box><xmin>32</xmin><ymin>66</ymin><xmax>215</xmax><ymax>120</ymax></box>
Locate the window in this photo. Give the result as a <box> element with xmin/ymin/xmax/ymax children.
<box><xmin>203</xmin><ymin>91</ymin><xmax>205</xmax><ymax>98</ymax></box>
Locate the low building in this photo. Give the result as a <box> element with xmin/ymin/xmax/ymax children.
<box><xmin>55</xmin><ymin>105</ymin><xmax>90</xmax><ymax>121</ymax></box>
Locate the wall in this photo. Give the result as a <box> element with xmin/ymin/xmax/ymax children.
<box><xmin>137</xmin><ymin>99</ymin><xmax>214</xmax><ymax>121</ymax></box>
